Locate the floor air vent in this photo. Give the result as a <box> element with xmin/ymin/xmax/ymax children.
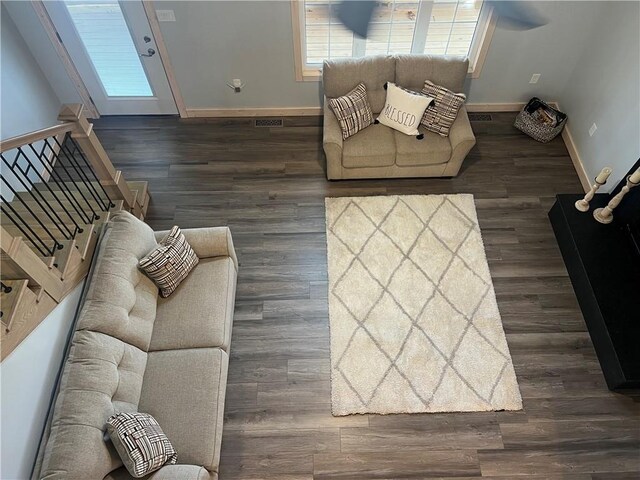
<box><xmin>254</xmin><ymin>118</ymin><xmax>284</xmax><ymax>127</ymax></box>
<box><xmin>468</xmin><ymin>113</ymin><xmax>493</xmax><ymax>122</ymax></box>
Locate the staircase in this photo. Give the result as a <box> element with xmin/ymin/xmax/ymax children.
<box><xmin>0</xmin><ymin>104</ymin><xmax>149</xmax><ymax>360</ymax></box>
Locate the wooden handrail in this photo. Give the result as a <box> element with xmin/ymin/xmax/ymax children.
<box><xmin>0</xmin><ymin>123</ymin><xmax>75</xmax><ymax>153</ymax></box>
<box><xmin>58</xmin><ymin>104</ymin><xmax>136</xmax><ymax>211</ymax></box>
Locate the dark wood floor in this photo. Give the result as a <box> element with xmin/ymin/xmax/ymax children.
<box><xmin>93</xmin><ymin>113</ymin><xmax>640</xmax><ymax>479</ymax></box>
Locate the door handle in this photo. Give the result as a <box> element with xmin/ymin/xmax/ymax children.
<box><xmin>140</xmin><ymin>48</ymin><xmax>156</xmax><ymax>57</ymax></box>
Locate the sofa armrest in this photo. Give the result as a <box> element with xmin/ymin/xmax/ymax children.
<box><xmin>323</xmin><ymin>98</ymin><xmax>344</xmax><ymax>180</ymax></box>
<box><xmin>323</xmin><ymin>98</ymin><xmax>343</xmax><ymax>148</ymax></box>
<box><xmin>443</xmin><ymin>106</ymin><xmax>477</xmax><ymax>177</ymax></box>
<box><xmin>449</xmin><ymin>106</ymin><xmax>475</xmax><ymax>148</ymax></box>
<box><xmin>155</xmin><ymin>227</ymin><xmax>237</xmax><ymax>270</ymax></box>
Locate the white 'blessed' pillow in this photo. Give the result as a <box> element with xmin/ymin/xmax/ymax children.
<box><xmin>376</xmin><ymin>82</ymin><xmax>434</xmax><ymax>137</ymax></box>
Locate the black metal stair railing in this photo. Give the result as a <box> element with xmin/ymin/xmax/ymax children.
<box><xmin>0</xmin><ymin>195</ymin><xmax>59</xmax><ymax>257</ymax></box>
<box><xmin>55</xmin><ymin>135</ymin><xmax>115</xmax><ymax>211</ymax></box>
<box><xmin>0</xmin><ymin>131</ymin><xmax>114</xmax><ymax>262</ymax></box>
<box><xmin>0</xmin><ymin>154</ymin><xmax>72</xmax><ymax>241</ymax></box>
<box><xmin>29</xmin><ymin>139</ymin><xmax>93</xmax><ymax>225</ymax></box>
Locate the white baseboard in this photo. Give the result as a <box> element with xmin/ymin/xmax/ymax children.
<box><xmin>466</xmin><ymin>102</ymin><xmax>527</xmax><ymax>112</ymax></box>
<box><xmin>551</xmin><ymin>101</ymin><xmax>590</xmax><ymax>193</ymax></box>
<box><xmin>185</xmin><ymin>107</ymin><xmax>322</xmax><ymax>118</ymax></box>
<box><xmin>561</xmin><ymin>125</ymin><xmax>590</xmax><ymax>193</ymax></box>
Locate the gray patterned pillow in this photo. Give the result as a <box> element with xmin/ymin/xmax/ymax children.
<box><xmin>139</xmin><ymin>226</ymin><xmax>199</xmax><ymax>297</ymax></box>
<box><xmin>107</xmin><ymin>412</ymin><xmax>177</xmax><ymax>478</ymax></box>
<box><xmin>328</xmin><ymin>83</ymin><xmax>374</xmax><ymax>140</ymax></box>
<box><xmin>420</xmin><ymin>80</ymin><xmax>466</xmax><ymax>137</ymax></box>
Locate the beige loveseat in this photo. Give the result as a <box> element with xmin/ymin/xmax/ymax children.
<box><xmin>33</xmin><ymin>211</ymin><xmax>237</xmax><ymax>480</ymax></box>
<box><xmin>323</xmin><ymin>54</ymin><xmax>476</xmax><ymax>180</ymax></box>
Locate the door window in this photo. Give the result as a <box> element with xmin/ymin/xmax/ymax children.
<box><xmin>64</xmin><ymin>0</ymin><xmax>152</xmax><ymax>96</ymax></box>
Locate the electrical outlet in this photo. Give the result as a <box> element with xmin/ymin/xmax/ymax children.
<box><xmin>529</xmin><ymin>73</ymin><xmax>541</xmax><ymax>84</ymax></box>
<box><xmin>155</xmin><ymin>10</ymin><xmax>176</xmax><ymax>22</ymax></box>
<box><xmin>589</xmin><ymin>123</ymin><xmax>598</xmax><ymax>137</ymax></box>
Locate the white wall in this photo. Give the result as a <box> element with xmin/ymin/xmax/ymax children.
<box><xmin>6</xmin><ymin>0</ymin><xmax>629</xmax><ymax>111</ymax></box>
<box><xmin>3</xmin><ymin>1</ymin><xmax>81</xmax><ymax>107</ymax></box>
<box><xmin>465</xmin><ymin>1</ymin><xmax>605</xmax><ymax>103</ymax></box>
<box><xmin>153</xmin><ymin>0</ymin><xmax>608</xmax><ymax>109</ymax></box>
<box><xmin>0</xmin><ymin>283</ymin><xmax>84</xmax><ymax>480</ymax></box>
<box><xmin>1</xmin><ymin>4</ymin><xmax>64</xmax><ymax>197</ymax></box>
<box><xmin>0</xmin><ymin>3</ymin><xmax>62</xmax><ymax>140</ymax></box>
<box><xmin>156</xmin><ymin>0</ymin><xmax>322</xmax><ymax>108</ymax></box>
<box><xmin>0</xmin><ymin>10</ymin><xmax>82</xmax><ymax>479</ymax></box>
<box><xmin>559</xmin><ymin>1</ymin><xmax>640</xmax><ymax>190</ymax></box>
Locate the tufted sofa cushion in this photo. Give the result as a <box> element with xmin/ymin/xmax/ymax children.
<box><xmin>40</xmin><ymin>331</ymin><xmax>147</xmax><ymax>480</ymax></box>
<box><xmin>77</xmin><ymin>212</ymin><xmax>159</xmax><ymax>351</ymax></box>
<box><xmin>39</xmin><ymin>212</ymin><xmax>159</xmax><ymax>480</ymax></box>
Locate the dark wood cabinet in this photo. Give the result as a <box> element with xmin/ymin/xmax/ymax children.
<box><xmin>549</xmin><ymin>193</ymin><xmax>640</xmax><ymax>390</ymax></box>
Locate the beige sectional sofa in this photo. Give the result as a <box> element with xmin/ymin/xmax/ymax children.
<box><xmin>33</xmin><ymin>211</ymin><xmax>237</xmax><ymax>480</ymax></box>
<box><xmin>323</xmin><ymin>54</ymin><xmax>476</xmax><ymax>180</ymax></box>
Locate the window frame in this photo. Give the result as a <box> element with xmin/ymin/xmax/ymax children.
<box><xmin>291</xmin><ymin>0</ymin><xmax>496</xmax><ymax>82</ymax></box>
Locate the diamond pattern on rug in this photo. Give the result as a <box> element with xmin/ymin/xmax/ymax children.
<box><xmin>325</xmin><ymin>194</ymin><xmax>523</xmax><ymax>415</ymax></box>
<box><xmin>365</xmin><ymin>292</ymin><xmax>414</xmax><ymax>359</ymax></box>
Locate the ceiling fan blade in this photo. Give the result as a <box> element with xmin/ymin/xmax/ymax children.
<box><xmin>336</xmin><ymin>0</ymin><xmax>378</xmax><ymax>38</ymax></box>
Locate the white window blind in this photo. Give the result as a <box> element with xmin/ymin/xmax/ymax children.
<box><xmin>302</xmin><ymin>0</ymin><xmax>486</xmax><ymax>66</ymax></box>
<box><xmin>64</xmin><ymin>0</ymin><xmax>153</xmax><ymax>97</ymax></box>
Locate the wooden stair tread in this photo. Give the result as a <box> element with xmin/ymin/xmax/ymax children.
<box><xmin>35</xmin><ymin>180</ymin><xmax>141</xmax><ymax>204</ymax></box>
<box><xmin>15</xmin><ymin>189</ymin><xmax>110</xmax><ymax>212</ymax></box>
<box><xmin>1</xmin><ymin>198</ymin><xmax>123</xmax><ymax>279</ymax></box>
<box><xmin>127</xmin><ymin>181</ymin><xmax>148</xmax><ymax>206</ymax></box>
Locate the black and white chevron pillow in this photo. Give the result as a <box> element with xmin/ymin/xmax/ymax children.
<box><xmin>107</xmin><ymin>412</ymin><xmax>177</xmax><ymax>478</ymax></box>
<box><xmin>139</xmin><ymin>226</ymin><xmax>199</xmax><ymax>297</ymax></box>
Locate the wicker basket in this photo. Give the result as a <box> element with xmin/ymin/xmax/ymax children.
<box><xmin>514</xmin><ymin>97</ymin><xmax>567</xmax><ymax>143</ymax></box>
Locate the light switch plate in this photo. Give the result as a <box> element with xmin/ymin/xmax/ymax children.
<box><xmin>589</xmin><ymin>123</ymin><xmax>597</xmax><ymax>137</ymax></box>
<box><xmin>156</xmin><ymin>10</ymin><xmax>176</xmax><ymax>22</ymax></box>
<box><xmin>529</xmin><ymin>73</ymin><xmax>541</xmax><ymax>84</ymax></box>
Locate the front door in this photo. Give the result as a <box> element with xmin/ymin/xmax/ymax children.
<box><xmin>45</xmin><ymin>0</ymin><xmax>177</xmax><ymax>115</ymax></box>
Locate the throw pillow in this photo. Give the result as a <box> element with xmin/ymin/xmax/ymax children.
<box><xmin>328</xmin><ymin>83</ymin><xmax>374</xmax><ymax>140</ymax></box>
<box><xmin>420</xmin><ymin>80</ymin><xmax>466</xmax><ymax>137</ymax></box>
<box><xmin>376</xmin><ymin>82</ymin><xmax>434</xmax><ymax>138</ymax></box>
<box><xmin>106</xmin><ymin>412</ymin><xmax>177</xmax><ymax>478</ymax></box>
<box><xmin>139</xmin><ymin>226</ymin><xmax>199</xmax><ymax>298</ymax></box>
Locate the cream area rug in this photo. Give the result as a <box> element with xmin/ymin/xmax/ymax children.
<box><xmin>325</xmin><ymin>194</ymin><xmax>522</xmax><ymax>416</ymax></box>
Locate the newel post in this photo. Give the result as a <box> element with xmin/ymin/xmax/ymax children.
<box><xmin>58</xmin><ymin>104</ymin><xmax>135</xmax><ymax>211</ymax></box>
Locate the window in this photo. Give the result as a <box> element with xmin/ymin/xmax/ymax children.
<box><xmin>292</xmin><ymin>0</ymin><xmax>495</xmax><ymax>81</ymax></box>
